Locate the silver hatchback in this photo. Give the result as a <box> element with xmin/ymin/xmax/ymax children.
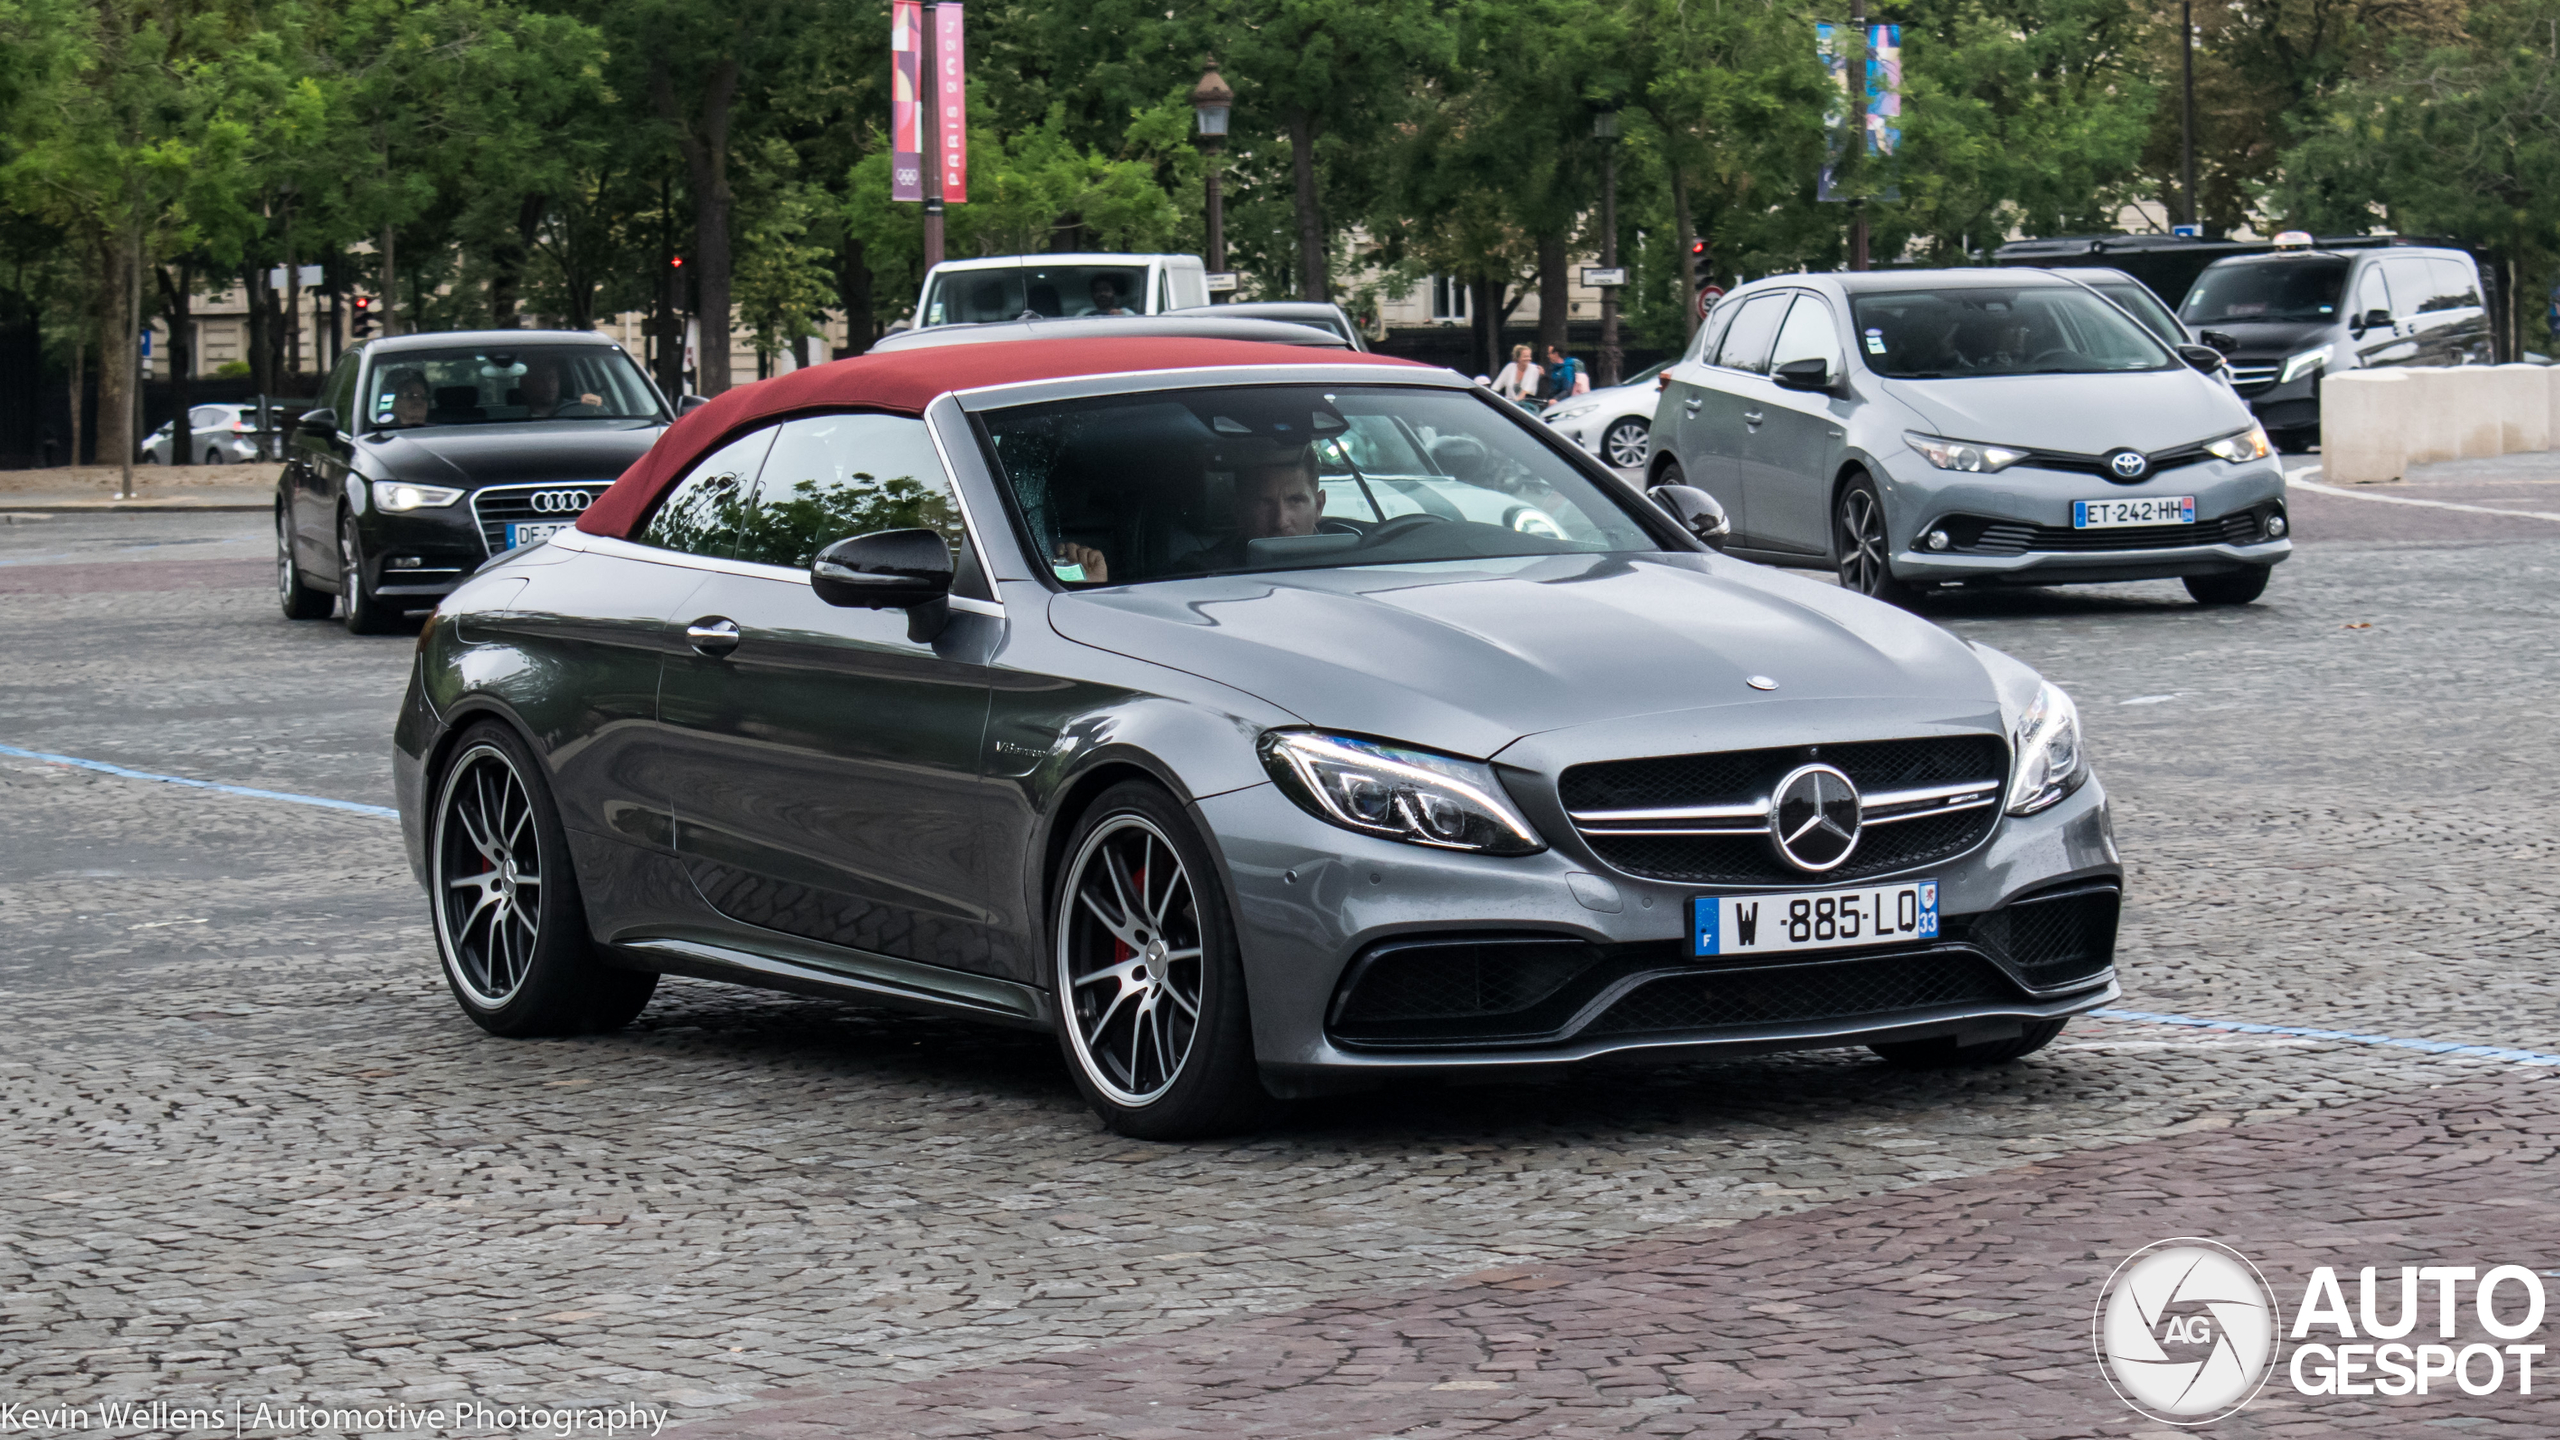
<box><xmin>1648</xmin><ymin>269</ymin><xmax>2290</xmax><ymax>606</ymax></box>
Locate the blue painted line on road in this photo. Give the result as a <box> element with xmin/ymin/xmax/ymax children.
<box><xmin>2094</xmin><ymin>1007</ymin><xmax>2560</xmax><ymax>1068</ymax></box>
<box><xmin>0</xmin><ymin>743</ymin><xmax>398</xmax><ymax>820</ymax></box>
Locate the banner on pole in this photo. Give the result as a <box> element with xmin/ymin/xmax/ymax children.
<box><xmin>891</xmin><ymin>0</ymin><xmax>923</xmax><ymax>202</ymax></box>
<box><xmin>934</xmin><ymin>4</ymin><xmax>967</xmax><ymax>203</ymax></box>
<box><xmin>1816</xmin><ymin>22</ymin><xmax>1901</xmax><ymax>202</ymax></box>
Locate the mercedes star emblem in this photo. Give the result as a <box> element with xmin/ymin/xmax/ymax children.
<box><xmin>1770</xmin><ymin>763</ymin><xmax>1862</xmax><ymax>872</ymax></box>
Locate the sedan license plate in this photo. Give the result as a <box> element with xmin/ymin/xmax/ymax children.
<box><xmin>2074</xmin><ymin>496</ymin><xmax>2194</xmax><ymax>529</ymax></box>
<box><xmin>1692</xmin><ymin>881</ymin><xmax>1938</xmax><ymax>958</ymax></box>
<box><xmin>505</xmin><ymin>520</ymin><xmax>572</xmax><ymax>550</ymax></box>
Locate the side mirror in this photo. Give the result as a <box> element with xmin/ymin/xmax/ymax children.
<box><xmin>1648</xmin><ymin>483</ymin><xmax>1731</xmax><ymax>552</ymax></box>
<box><xmin>2175</xmin><ymin>344</ymin><xmax>2226</xmax><ymax>375</ymax></box>
<box><xmin>2360</xmin><ymin>308</ymin><xmax>2392</xmax><ymax>331</ymax></box>
<box><xmin>677</xmin><ymin>394</ymin><xmax>711</xmax><ymax>416</ymax></box>
<box><xmin>1771</xmin><ymin>357</ymin><xmax>1837</xmax><ymax>393</ymax></box>
<box><xmin>297</xmin><ymin>407</ymin><xmax>338</xmax><ymax>438</ymax></box>
<box><xmin>812</xmin><ymin>527</ymin><xmax>953</xmax><ymax>612</ymax></box>
<box><xmin>2198</xmin><ymin>329</ymin><xmax>2239</xmax><ymax>354</ymax></box>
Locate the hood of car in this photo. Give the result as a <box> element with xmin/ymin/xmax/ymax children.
<box><xmin>1047</xmin><ymin>552</ymin><xmax>2001</xmax><ymax>761</ymax></box>
<box><xmin>356</xmin><ymin>421</ymin><xmax>664</xmax><ymax>488</ymax></box>
<box><xmin>1879</xmin><ymin>368</ymin><xmax>2251</xmax><ymax>454</ymax></box>
<box><xmin>2184</xmin><ymin>318</ymin><xmax>2334</xmax><ymax>358</ymax></box>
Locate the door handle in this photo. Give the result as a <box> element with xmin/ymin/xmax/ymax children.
<box><xmin>1742</xmin><ymin>410</ymin><xmax>1765</xmax><ymax>426</ymax></box>
<box><xmin>1683</xmin><ymin>397</ymin><xmax>1704</xmax><ymax>416</ymax></box>
<box><xmin>685</xmin><ymin>617</ymin><xmax>741</xmax><ymax>657</ymax></box>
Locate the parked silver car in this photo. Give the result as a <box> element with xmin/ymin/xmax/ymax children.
<box><xmin>1649</xmin><ymin>269</ymin><xmax>2289</xmax><ymax>606</ymax></box>
<box><xmin>1542</xmin><ymin>359</ymin><xmax>1670</xmax><ymax>469</ymax></box>
<box><xmin>142</xmin><ymin>404</ymin><xmax>280</xmax><ymax>465</ymax></box>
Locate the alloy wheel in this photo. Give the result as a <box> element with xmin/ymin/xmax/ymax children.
<box><xmin>276</xmin><ymin>518</ymin><xmax>296</xmax><ymax>605</ymax></box>
<box><xmin>339</xmin><ymin>528</ymin><xmax>360</xmax><ymax>614</ymax></box>
<box><xmin>1839</xmin><ymin>487</ymin><xmax>1891</xmax><ymax>595</ymax></box>
<box><xmin>1602</xmin><ymin>418</ymin><xmax>1650</xmax><ymax>470</ymax></box>
<box><xmin>1058</xmin><ymin>815</ymin><xmax>1204</xmax><ymax>1108</ymax></box>
<box><xmin>433</xmin><ymin>743</ymin><xmax>545</xmax><ymax>1007</ymax></box>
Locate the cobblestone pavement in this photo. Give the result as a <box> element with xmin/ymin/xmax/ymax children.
<box><xmin>3</xmin><ymin>507</ymin><xmax>2557</xmax><ymax>1436</ymax></box>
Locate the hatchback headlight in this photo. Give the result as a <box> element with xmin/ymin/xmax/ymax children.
<box><xmin>1906</xmin><ymin>432</ymin><xmax>2030</xmax><ymax>473</ymax></box>
<box><xmin>2006</xmin><ymin>681</ymin><xmax>2088</xmax><ymax>816</ymax></box>
<box><xmin>373</xmin><ymin>480</ymin><xmax>464</xmax><ymax>512</ymax></box>
<box><xmin>1545</xmin><ymin>402</ymin><xmax>1599</xmax><ymax>424</ymax></box>
<box><xmin>2279</xmin><ymin>344</ymin><xmax>2332</xmax><ymax>385</ymax></box>
<box><xmin>2204</xmin><ymin>424</ymin><xmax>2273</xmax><ymax>464</ymax></box>
<box><xmin>1260</xmin><ymin>731</ymin><xmax>1545</xmax><ymax>855</ymax></box>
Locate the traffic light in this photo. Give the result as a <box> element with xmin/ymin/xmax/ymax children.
<box><xmin>1689</xmin><ymin>239</ymin><xmax>1712</xmax><ymax>284</ymax></box>
<box><xmin>350</xmin><ymin>295</ymin><xmax>373</xmax><ymax>339</ymax></box>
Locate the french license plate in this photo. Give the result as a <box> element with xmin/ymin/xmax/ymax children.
<box><xmin>2074</xmin><ymin>496</ymin><xmax>2194</xmax><ymax>529</ymax></box>
<box><xmin>505</xmin><ymin>520</ymin><xmax>572</xmax><ymax>550</ymax></box>
<box><xmin>1692</xmin><ymin>880</ymin><xmax>1938</xmax><ymax>958</ymax></box>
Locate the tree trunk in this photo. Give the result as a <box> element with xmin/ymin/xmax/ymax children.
<box><xmin>1470</xmin><ymin>276</ymin><xmax>1502</xmax><ymax>378</ymax></box>
<box><xmin>839</xmin><ymin>237</ymin><xmax>875</xmax><ymax>354</ymax></box>
<box><xmin>491</xmin><ymin>193</ymin><xmax>547</xmax><ymax>327</ymax></box>
<box><xmin>243</xmin><ymin>264</ymin><xmax>269</xmax><ymax>395</ymax></box>
<box><xmin>379</xmin><ymin>223</ymin><xmax>398</xmax><ymax>337</ymax></box>
<box><xmin>652</xmin><ymin>58</ymin><xmax>740</xmax><ymax>395</ymax></box>
<box><xmin>100</xmin><ymin>230</ymin><xmax>139</xmax><ymax>497</ymax></box>
<box><xmin>1535</xmin><ymin>230</ymin><xmax>1569</xmax><ymax>364</ymax></box>
<box><xmin>159</xmin><ymin>262</ymin><xmax>194</xmax><ymax>464</ymax></box>
<box><xmin>65</xmin><ymin>325</ymin><xmax>85</xmax><ymax>469</ymax></box>
<box><xmin>1288</xmin><ymin>107</ymin><xmax>1328</xmax><ymax>302</ymax></box>
<box><xmin>1669</xmin><ymin>159</ymin><xmax>1700</xmax><ymax>340</ymax></box>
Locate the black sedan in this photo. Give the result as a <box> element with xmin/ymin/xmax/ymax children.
<box><xmin>278</xmin><ymin>329</ymin><xmax>682</xmax><ymax>631</ymax></box>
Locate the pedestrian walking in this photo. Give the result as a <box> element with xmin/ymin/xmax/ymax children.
<box><xmin>1493</xmin><ymin>345</ymin><xmax>1542</xmax><ymax>404</ymax></box>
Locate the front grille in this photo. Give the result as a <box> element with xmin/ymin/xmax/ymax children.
<box><xmin>2013</xmin><ymin>443</ymin><xmax>2213</xmax><ymax>481</ymax></box>
<box><xmin>1965</xmin><ymin>884</ymin><xmax>2119</xmax><ymax>990</ymax></box>
<box><xmin>1583</xmin><ymin>951</ymin><xmax>2022</xmax><ymax>1037</ymax></box>
<box><xmin>2227</xmin><ymin>361</ymin><xmax>2279</xmax><ymax>394</ymax></box>
<box><xmin>1561</xmin><ymin>737</ymin><xmax>2005</xmax><ymax>885</ymax></box>
<box><xmin>1946</xmin><ymin>508</ymin><xmax>2269</xmax><ymax>556</ymax></box>
<box><xmin>467</xmin><ymin>482</ymin><xmax>613</xmax><ymax>555</ymax></box>
<box><xmin>1333</xmin><ymin>938</ymin><xmax>1595</xmax><ymax>1026</ymax></box>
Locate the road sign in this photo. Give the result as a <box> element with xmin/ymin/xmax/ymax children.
<box><xmin>1581</xmin><ymin>266</ymin><xmax>1627</xmax><ymax>288</ymax></box>
<box><xmin>1696</xmin><ymin>285</ymin><xmax>1725</xmax><ymax>320</ymax></box>
<box><xmin>1204</xmin><ymin>272</ymin><xmax>1239</xmax><ymax>293</ymax></box>
<box><xmin>2171</xmin><ymin>224</ymin><xmax>2202</xmax><ymax>238</ymax></box>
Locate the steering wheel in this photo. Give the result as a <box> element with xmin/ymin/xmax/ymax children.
<box><xmin>2024</xmin><ymin>348</ymin><xmax>2081</xmax><ymax>368</ymax></box>
<box><xmin>1363</xmin><ymin>513</ymin><xmax>1455</xmax><ymax>546</ymax></box>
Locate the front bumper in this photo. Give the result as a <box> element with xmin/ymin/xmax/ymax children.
<box><xmin>1878</xmin><ymin>450</ymin><xmax>2291</xmax><ymax>586</ymax></box>
<box><xmin>2231</xmin><ymin>365</ymin><xmax>2320</xmax><ymax>433</ymax></box>
<box><xmin>1199</xmin><ymin>773</ymin><xmax>2119</xmax><ymax>1092</ymax></box>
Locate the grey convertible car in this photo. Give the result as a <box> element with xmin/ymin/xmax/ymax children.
<box><xmin>1650</xmin><ymin>269</ymin><xmax>2289</xmax><ymax>607</ymax></box>
<box><xmin>396</xmin><ymin>336</ymin><xmax>2122</xmax><ymax>1138</ymax></box>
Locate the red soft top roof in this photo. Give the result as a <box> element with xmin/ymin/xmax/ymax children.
<box><xmin>576</xmin><ymin>336</ymin><xmax>1428</xmax><ymax>539</ymax></box>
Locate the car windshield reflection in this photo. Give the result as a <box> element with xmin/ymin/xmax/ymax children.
<box><xmin>366</xmin><ymin>345</ymin><xmax>664</xmax><ymax>429</ymax></box>
<box><xmin>979</xmin><ymin>385</ymin><xmax>1658</xmax><ymax>587</ymax></box>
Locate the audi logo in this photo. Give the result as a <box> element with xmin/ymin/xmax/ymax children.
<box><xmin>527</xmin><ymin>489</ymin><xmax>595</xmax><ymax>514</ymax></box>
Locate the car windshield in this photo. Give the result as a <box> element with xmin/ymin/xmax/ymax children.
<box><xmin>2088</xmin><ymin>282</ymin><xmax>2187</xmax><ymax>346</ymax></box>
<box><xmin>924</xmin><ymin>265</ymin><xmax>1149</xmax><ymax>325</ymax></box>
<box><xmin>2179</xmin><ymin>259</ymin><xmax>2350</xmax><ymax>326</ymax></box>
<box><xmin>1850</xmin><ymin>287</ymin><xmax>2177</xmax><ymax>378</ymax></box>
<box><xmin>979</xmin><ymin>384</ymin><xmax>1658</xmax><ymax>586</ymax></box>
<box><xmin>365</xmin><ymin>345</ymin><xmax>661</xmax><ymax>429</ymax></box>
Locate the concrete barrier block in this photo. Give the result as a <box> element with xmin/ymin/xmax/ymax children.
<box><xmin>2320</xmin><ymin>370</ymin><xmax>2410</xmax><ymax>483</ymax></box>
<box><xmin>2396</xmin><ymin>368</ymin><xmax>2457</xmax><ymax>466</ymax></box>
<box><xmin>2451</xmin><ymin>365</ymin><xmax>2505</xmax><ymax>457</ymax></box>
<box><xmin>2547</xmin><ymin>365</ymin><xmax>2560</xmax><ymax>454</ymax></box>
<box><xmin>2493</xmin><ymin>364</ymin><xmax>2548</xmax><ymax>454</ymax></box>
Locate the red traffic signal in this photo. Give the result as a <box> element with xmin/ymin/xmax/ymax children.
<box><xmin>350</xmin><ymin>295</ymin><xmax>375</xmax><ymax>339</ymax></box>
<box><xmin>671</xmin><ymin>256</ymin><xmax>685</xmax><ymax>267</ymax></box>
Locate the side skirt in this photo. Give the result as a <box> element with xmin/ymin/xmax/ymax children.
<box><xmin>614</xmin><ymin>929</ymin><xmax>1055</xmax><ymax>1032</ymax></box>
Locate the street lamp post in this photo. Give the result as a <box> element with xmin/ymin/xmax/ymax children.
<box><xmin>1192</xmin><ymin>63</ymin><xmax>1233</xmax><ymax>299</ymax></box>
<box><xmin>1594</xmin><ymin>109</ymin><xmax>1621</xmax><ymax>389</ymax></box>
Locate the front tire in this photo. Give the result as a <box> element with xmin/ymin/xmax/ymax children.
<box><xmin>1871</xmin><ymin>1017</ymin><xmax>2067</xmax><ymax>1068</ymax></box>
<box><xmin>429</xmin><ymin>722</ymin><xmax>656</xmax><ymax>1037</ymax></box>
<box><xmin>1051</xmin><ymin>782</ymin><xmax>1268</xmax><ymax>1139</ymax></box>
<box><xmin>2184</xmin><ymin>568</ymin><xmax>2270</xmax><ymax>606</ymax></box>
<box><xmin>339</xmin><ymin>512</ymin><xmax>398</xmax><ymax>634</ymax></box>
<box><xmin>1601</xmin><ymin>417</ymin><xmax>1651</xmax><ymax>471</ymax></box>
<box><xmin>1835</xmin><ymin>473</ymin><xmax>1918</xmax><ymax>607</ymax></box>
<box><xmin>277</xmin><ymin>508</ymin><xmax>332</xmax><ymax>620</ymax></box>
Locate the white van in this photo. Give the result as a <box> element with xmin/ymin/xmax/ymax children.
<box><xmin>913</xmin><ymin>253</ymin><xmax>1210</xmax><ymax>327</ymax></box>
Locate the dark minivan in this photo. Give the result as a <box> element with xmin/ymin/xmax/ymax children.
<box><xmin>278</xmin><ymin>330</ymin><xmax>679</xmax><ymax>632</ymax></box>
<box><xmin>2178</xmin><ymin>244</ymin><xmax>2490</xmax><ymax>451</ymax></box>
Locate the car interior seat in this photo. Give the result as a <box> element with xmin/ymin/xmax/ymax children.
<box><xmin>430</xmin><ymin>386</ymin><xmax>482</xmax><ymax>421</ymax></box>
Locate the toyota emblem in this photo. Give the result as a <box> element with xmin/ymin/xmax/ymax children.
<box><xmin>1769</xmin><ymin>763</ymin><xmax>1862</xmax><ymax>873</ymax></box>
<box><xmin>528</xmin><ymin>489</ymin><xmax>594</xmax><ymax>514</ymax></box>
<box><xmin>2106</xmin><ymin>449</ymin><xmax>2150</xmax><ymax>482</ymax></box>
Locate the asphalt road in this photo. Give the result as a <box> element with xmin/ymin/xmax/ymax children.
<box><xmin>5</xmin><ymin>480</ymin><xmax>2560</xmax><ymax>1437</ymax></box>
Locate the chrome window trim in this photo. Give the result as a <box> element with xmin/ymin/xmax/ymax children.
<box><xmin>563</xmin><ymin>521</ymin><xmax>1006</xmax><ymax>618</ymax></box>
<box><xmin>948</xmin><ymin>362</ymin><xmax>1473</xmax><ymax>414</ymax></box>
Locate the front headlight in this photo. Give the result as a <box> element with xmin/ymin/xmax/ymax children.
<box><xmin>2278</xmin><ymin>344</ymin><xmax>2332</xmax><ymax>385</ymax></box>
<box><xmin>1905</xmin><ymin>432</ymin><xmax>2030</xmax><ymax>473</ymax></box>
<box><xmin>2006</xmin><ymin>681</ymin><xmax>2088</xmax><ymax>816</ymax></box>
<box><xmin>2204</xmin><ymin>423</ymin><xmax>2273</xmax><ymax>464</ymax></box>
<box><xmin>1259</xmin><ymin>731</ymin><xmax>1545</xmax><ymax>855</ymax></box>
<box><xmin>373</xmin><ymin>480</ymin><xmax>464</xmax><ymax>512</ymax></box>
<box><xmin>1544</xmin><ymin>404</ymin><xmax>1598</xmax><ymax>425</ymax></box>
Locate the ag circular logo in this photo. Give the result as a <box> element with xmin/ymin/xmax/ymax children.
<box><xmin>1769</xmin><ymin>763</ymin><xmax>1860</xmax><ymax>873</ymax></box>
<box><xmin>528</xmin><ymin>489</ymin><xmax>593</xmax><ymax>514</ymax></box>
<box><xmin>2095</xmin><ymin>1239</ymin><xmax>2282</xmax><ymax>1424</ymax></box>
<box><xmin>2106</xmin><ymin>448</ymin><xmax>2151</xmax><ymax>481</ymax></box>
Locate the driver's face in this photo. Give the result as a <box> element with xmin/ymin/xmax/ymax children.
<box><xmin>1239</xmin><ymin>465</ymin><xmax>1323</xmax><ymax>539</ymax></box>
<box><xmin>391</xmin><ymin>382</ymin><xmax>428</xmax><ymax>425</ymax></box>
<box><xmin>521</xmin><ymin>363</ymin><xmax>560</xmax><ymax>404</ymax></box>
<box><xmin>1090</xmin><ymin>280</ymin><xmax>1120</xmax><ymax>308</ymax></box>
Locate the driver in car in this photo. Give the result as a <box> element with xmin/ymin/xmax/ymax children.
<box><xmin>519</xmin><ymin>356</ymin><xmax>604</xmax><ymax>417</ymax></box>
<box><xmin>1054</xmin><ymin>444</ymin><xmax>1324</xmax><ymax>584</ymax></box>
